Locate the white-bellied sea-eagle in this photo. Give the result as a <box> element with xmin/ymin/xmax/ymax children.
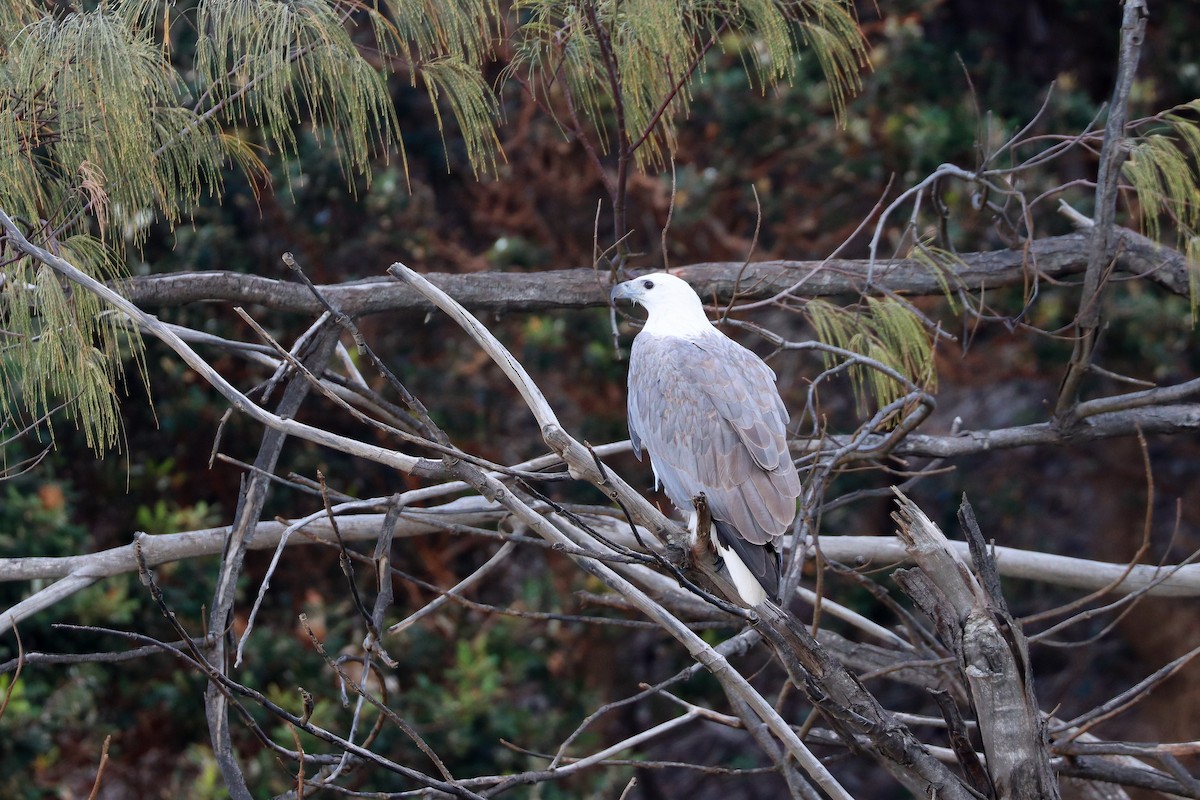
<box><xmin>612</xmin><ymin>273</ymin><xmax>801</xmax><ymax>606</ymax></box>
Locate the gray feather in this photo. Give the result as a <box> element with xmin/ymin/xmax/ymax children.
<box><xmin>627</xmin><ymin>330</ymin><xmax>801</xmax><ymax>554</ymax></box>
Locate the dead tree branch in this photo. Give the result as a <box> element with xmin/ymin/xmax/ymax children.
<box><xmin>115</xmin><ymin>229</ymin><xmax>1191</xmax><ymax>315</ymax></box>
<box><xmin>893</xmin><ymin>491</ymin><xmax>1059</xmax><ymax>799</ymax></box>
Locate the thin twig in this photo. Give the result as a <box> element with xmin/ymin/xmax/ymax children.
<box><xmin>85</xmin><ymin>735</ymin><xmax>112</xmax><ymax>800</ymax></box>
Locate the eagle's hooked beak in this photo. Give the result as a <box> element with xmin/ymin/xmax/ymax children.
<box><xmin>610</xmin><ymin>280</ymin><xmax>637</xmax><ymax>304</ymax></box>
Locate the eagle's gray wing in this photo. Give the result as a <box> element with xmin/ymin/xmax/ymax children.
<box><xmin>627</xmin><ymin>331</ymin><xmax>801</xmax><ymax>550</ymax></box>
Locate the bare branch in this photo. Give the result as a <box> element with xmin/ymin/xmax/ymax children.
<box><xmin>115</xmin><ymin>230</ymin><xmax>1193</xmax><ymax>314</ymax></box>
<box><xmin>1055</xmin><ymin>0</ymin><xmax>1149</xmax><ymax>415</ymax></box>
<box><xmin>825</xmin><ymin>403</ymin><xmax>1200</xmax><ymax>459</ymax></box>
<box><xmin>812</xmin><ymin>534</ymin><xmax>1200</xmax><ymax>598</ymax></box>
<box><xmin>892</xmin><ymin>491</ymin><xmax>1059</xmax><ymax>799</ymax></box>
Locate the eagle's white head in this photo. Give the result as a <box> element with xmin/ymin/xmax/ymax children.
<box><xmin>610</xmin><ymin>273</ymin><xmax>715</xmax><ymax>338</ymax></box>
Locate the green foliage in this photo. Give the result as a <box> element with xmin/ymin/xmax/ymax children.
<box><xmin>190</xmin><ymin>0</ymin><xmax>398</xmax><ymax>183</ymax></box>
<box><xmin>0</xmin><ymin>463</ymin><xmax>219</xmax><ymax>632</ymax></box>
<box><xmin>0</xmin><ymin>0</ymin><xmax>505</xmax><ymax>457</ymax></box>
<box><xmin>0</xmin><ymin>485</ymin><xmax>113</xmax><ymax>627</ymax></box>
<box><xmin>1104</xmin><ymin>282</ymin><xmax>1200</xmax><ymax>381</ymax></box>
<box><xmin>421</xmin><ymin>57</ymin><xmax>502</xmax><ymax>177</ymax></box>
<box><xmin>805</xmin><ymin>296</ymin><xmax>936</xmax><ymax>417</ymax></box>
<box><xmin>402</xmin><ymin>621</ymin><xmax>582</xmax><ymax>772</ymax></box>
<box><xmin>0</xmin><ymin>669</ymin><xmax>63</xmax><ymax>800</ymax></box>
<box><xmin>1</xmin><ymin>241</ymin><xmax>142</xmax><ymax>453</ymax></box>
<box><xmin>909</xmin><ymin>242</ymin><xmax>964</xmax><ymax>312</ymax></box>
<box><xmin>509</xmin><ymin>0</ymin><xmax>867</xmax><ymax>169</ymax></box>
<box><xmin>387</xmin><ymin>0</ymin><xmax>501</xmax><ymax>65</ymax></box>
<box><xmin>134</xmin><ymin>498</ymin><xmax>220</xmax><ymax>536</ymax></box>
<box><xmin>0</xmin><ymin>481</ymin><xmax>83</xmax><ymax>558</ymax></box>
<box><xmin>1123</xmin><ymin>102</ymin><xmax>1200</xmax><ymax>320</ymax></box>
<box><xmin>781</xmin><ymin>0</ymin><xmax>866</xmax><ymax>118</ymax></box>
<box><xmin>173</xmin><ymin>745</ymin><xmax>225</xmax><ymax>800</ymax></box>
<box><xmin>0</xmin><ymin>482</ymin><xmax>119</xmax><ymax>798</ymax></box>
<box><xmin>2</xmin><ymin>10</ymin><xmax>227</xmax><ymax>243</ymax></box>
<box><xmin>0</xmin><ymin>0</ymin><xmax>870</xmax><ymax>458</ymax></box>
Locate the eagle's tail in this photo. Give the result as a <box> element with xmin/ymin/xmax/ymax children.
<box><xmin>712</xmin><ymin>520</ymin><xmax>782</xmax><ymax>606</ymax></box>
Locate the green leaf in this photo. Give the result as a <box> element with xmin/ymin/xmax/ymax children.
<box><xmin>804</xmin><ymin>296</ymin><xmax>936</xmax><ymax>419</ymax></box>
<box><xmin>1124</xmin><ymin>107</ymin><xmax>1200</xmax><ymax>322</ymax></box>
<box><xmin>509</xmin><ymin>0</ymin><xmax>867</xmax><ymax>169</ymax></box>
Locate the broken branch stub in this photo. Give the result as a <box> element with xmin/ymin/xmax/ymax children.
<box><xmin>892</xmin><ymin>491</ymin><xmax>1060</xmax><ymax>800</ymax></box>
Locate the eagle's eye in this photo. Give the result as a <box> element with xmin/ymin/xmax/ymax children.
<box><xmin>642</xmin><ymin>279</ymin><xmax>654</xmax><ymax>290</ymax></box>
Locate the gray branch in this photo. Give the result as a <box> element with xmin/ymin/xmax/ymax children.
<box><xmin>1055</xmin><ymin>0</ymin><xmax>1149</xmax><ymax>415</ymax></box>
<box><xmin>830</xmin><ymin>404</ymin><xmax>1200</xmax><ymax>460</ymax></box>
<box><xmin>204</xmin><ymin>321</ymin><xmax>339</xmax><ymax>800</ymax></box>
<box><xmin>117</xmin><ymin>230</ymin><xmax>1191</xmax><ymax>315</ymax></box>
<box><xmin>7</xmin><ymin>497</ymin><xmax>1199</xmax><ymax>643</ymax></box>
<box><xmin>893</xmin><ymin>492</ymin><xmax>1060</xmax><ymax>799</ymax></box>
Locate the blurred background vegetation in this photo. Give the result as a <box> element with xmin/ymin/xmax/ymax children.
<box><xmin>3</xmin><ymin>0</ymin><xmax>1200</xmax><ymax>796</ymax></box>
